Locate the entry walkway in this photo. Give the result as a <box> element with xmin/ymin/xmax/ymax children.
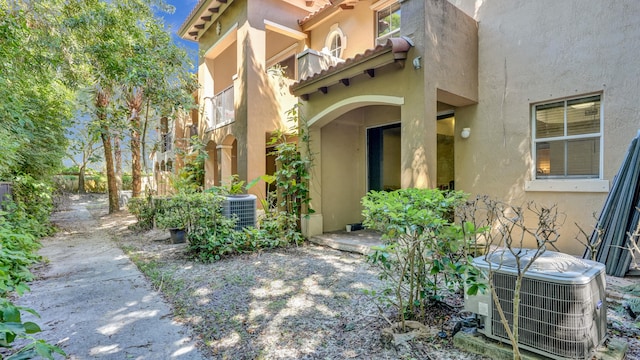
<box><xmin>16</xmin><ymin>195</ymin><xmax>205</xmax><ymax>359</ymax></box>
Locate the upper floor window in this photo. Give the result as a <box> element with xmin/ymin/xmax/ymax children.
<box><xmin>376</xmin><ymin>2</ymin><xmax>401</xmax><ymax>44</ymax></box>
<box><xmin>327</xmin><ymin>32</ymin><xmax>342</xmax><ymax>58</ymax></box>
<box><xmin>533</xmin><ymin>94</ymin><xmax>602</xmax><ymax>179</ymax></box>
<box><xmin>324</xmin><ymin>25</ymin><xmax>345</xmax><ymax>59</ymax></box>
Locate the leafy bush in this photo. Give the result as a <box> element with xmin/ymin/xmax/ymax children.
<box><xmin>0</xmin><ymin>176</ymin><xmax>65</xmax><ymax>357</ymax></box>
<box><xmin>127</xmin><ymin>190</ymin><xmax>305</xmax><ymax>262</ymax></box>
<box><xmin>0</xmin><ymin>216</ymin><xmax>40</xmax><ymax>296</ymax></box>
<box><xmin>84</xmin><ymin>174</ymin><xmax>107</xmax><ymax>193</ymax></box>
<box><xmin>0</xmin><ymin>299</ymin><xmax>65</xmax><ymax>359</ymax></box>
<box><xmin>173</xmin><ymin>136</ymin><xmax>207</xmax><ymax>193</ymax></box>
<box><xmin>127</xmin><ymin>196</ymin><xmax>155</xmax><ymax>230</ymax></box>
<box><xmin>362</xmin><ymin>188</ymin><xmax>482</xmax><ymax>326</ymax></box>
<box><xmin>122</xmin><ymin>174</ymin><xmax>132</xmax><ymax>191</ymax></box>
<box><xmin>10</xmin><ymin>175</ymin><xmax>55</xmax><ymax>237</ymax></box>
<box><xmin>189</xmin><ymin>210</ymin><xmax>303</xmax><ymax>262</ymax></box>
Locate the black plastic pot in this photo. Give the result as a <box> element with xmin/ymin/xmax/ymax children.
<box><xmin>168</xmin><ymin>228</ymin><xmax>186</xmax><ymax>244</ymax></box>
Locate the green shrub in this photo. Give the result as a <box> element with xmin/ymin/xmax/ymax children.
<box><xmin>10</xmin><ymin>175</ymin><xmax>55</xmax><ymax>237</ymax></box>
<box><xmin>84</xmin><ymin>175</ymin><xmax>107</xmax><ymax>193</ymax></box>
<box><xmin>0</xmin><ymin>176</ymin><xmax>65</xmax><ymax>357</ymax></box>
<box><xmin>127</xmin><ymin>196</ymin><xmax>155</xmax><ymax>230</ymax></box>
<box><xmin>0</xmin><ymin>217</ymin><xmax>40</xmax><ymax>296</ymax></box>
<box><xmin>362</xmin><ymin>188</ymin><xmax>482</xmax><ymax>325</ymax></box>
<box><xmin>122</xmin><ymin>174</ymin><xmax>132</xmax><ymax>191</ymax></box>
<box><xmin>127</xmin><ymin>188</ymin><xmax>306</xmax><ymax>262</ymax></box>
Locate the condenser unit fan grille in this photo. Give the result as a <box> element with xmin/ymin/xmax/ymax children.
<box><xmin>491</xmin><ymin>272</ymin><xmax>605</xmax><ymax>359</ymax></box>
<box><xmin>222</xmin><ymin>194</ymin><xmax>256</xmax><ymax>230</ymax></box>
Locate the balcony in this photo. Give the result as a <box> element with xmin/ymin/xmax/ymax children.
<box><xmin>207</xmin><ymin>85</ymin><xmax>235</xmax><ymax>130</ymax></box>
<box><xmin>296</xmin><ymin>48</ymin><xmax>345</xmax><ymax>81</ymax></box>
<box><xmin>161</xmin><ymin>132</ymin><xmax>172</xmax><ymax>153</ymax></box>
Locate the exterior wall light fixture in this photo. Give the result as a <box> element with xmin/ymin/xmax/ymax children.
<box><xmin>412</xmin><ymin>56</ymin><xmax>421</xmax><ymax>69</ymax></box>
<box><xmin>461</xmin><ymin>127</ymin><xmax>471</xmax><ymax>139</ymax></box>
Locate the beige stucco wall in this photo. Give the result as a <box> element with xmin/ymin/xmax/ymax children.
<box><xmin>306</xmin><ymin>1</ymin><xmax>375</xmax><ymax>59</ymax></box>
<box><xmin>195</xmin><ymin>0</ymin><xmax>308</xmax><ymax>196</ymax></box>
<box><xmin>449</xmin><ymin>0</ymin><xmax>640</xmax><ymax>254</ymax></box>
<box><xmin>300</xmin><ymin>0</ymin><xmax>478</xmax><ymax>234</ymax></box>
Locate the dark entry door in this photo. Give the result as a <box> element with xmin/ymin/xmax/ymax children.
<box><xmin>367</xmin><ymin>123</ymin><xmax>401</xmax><ymax>191</ymax></box>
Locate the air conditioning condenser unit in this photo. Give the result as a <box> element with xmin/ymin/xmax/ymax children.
<box><xmin>222</xmin><ymin>194</ymin><xmax>257</xmax><ymax>231</ymax></box>
<box><xmin>464</xmin><ymin>249</ymin><xmax>607</xmax><ymax>360</ymax></box>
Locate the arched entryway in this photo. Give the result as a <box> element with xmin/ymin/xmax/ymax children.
<box><xmin>218</xmin><ymin>135</ymin><xmax>238</xmax><ymax>186</ymax></box>
<box><xmin>205</xmin><ymin>140</ymin><xmax>219</xmax><ymax>187</ymax></box>
<box><xmin>304</xmin><ymin>95</ymin><xmax>404</xmax><ymax>236</ymax></box>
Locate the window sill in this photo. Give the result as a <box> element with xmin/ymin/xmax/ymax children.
<box><xmin>525</xmin><ymin>179</ymin><xmax>609</xmax><ymax>193</ymax></box>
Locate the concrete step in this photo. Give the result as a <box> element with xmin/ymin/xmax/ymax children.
<box><xmin>309</xmin><ymin>229</ymin><xmax>384</xmax><ymax>255</ymax></box>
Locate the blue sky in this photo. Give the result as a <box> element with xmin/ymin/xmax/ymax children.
<box><xmin>160</xmin><ymin>0</ymin><xmax>200</xmax><ymax>69</ymax></box>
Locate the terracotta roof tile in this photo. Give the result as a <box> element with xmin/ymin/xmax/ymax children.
<box><xmin>298</xmin><ymin>1</ymin><xmax>335</xmax><ymax>26</ymax></box>
<box><xmin>179</xmin><ymin>0</ymin><xmax>208</xmax><ymax>36</ymax></box>
<box><xmin>292</xmin><ymin>37</ymin><xmax>412</xmax><ymax>90</ymax></box>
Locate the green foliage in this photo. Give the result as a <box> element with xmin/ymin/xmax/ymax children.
<box><xmin>253</xmin><ymin>211</ymin><xmax>304</xmax><ymax>246</ymax></box>
<box><xmin>127</xmin><ymin>195</ymin><xmax>155</xmax><ymax>230</ymax></box>
<box><xmin>362</xmin><ymin>188</ymin><xmax>483</xmax><ymax>325</ymax></box>
<box><xmin>0</xmin><ymin>177</ymin><xmax>64</xmax><ymax>357</ymax></box>
<box><xmin>0</xmin><ymin>216</ymin><xmax>39</xmax><ymax>297</ymax></box>
<box><xmin>189</xmin><ymin>209</ymin><xmax>303</xmax><ymax>263</ymax></box>
<box><xmin>173</xmin><ymin>136</ymin><xmax>207</xmax><ymax>193</ymax></box>
<box><xmin>0</xmin><ymin>3</ymin><xmax>72</xmax><ymax>180</ymax></box>
<box><xmin>10</xmin><ymin>176</ymin><xmax>56</xmax><ymax>237</ymax></box>
<box><xmin>127</xmin><ymin>189</ymin><xmax>304</xmax><ymax>262</ymax></box>
<box><xmin>0</xmin><ymin>299</ymin><xmax>66</xmax><ymax>359</ymax></box>
<box><xmin>84</xmin><ymin>174</ymin><xmax>108</xmax><ymax>193</ymax></box>
<box><xmin>227</xmin><ymin>175</ymin><xmax>245</xmax><ymax>195</ymax></box>
<box><xmin>267</xmin><ymin>113</ymin><xmax>314</xmax><ymax>229</ymax></box>
<box><xmin>154</xmin><ymin>196</ymin><xmax>189</xmax><ymax>230</ymax></box>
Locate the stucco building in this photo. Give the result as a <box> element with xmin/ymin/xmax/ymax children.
<box><xmin>181</xmin><ymin>0</ymin><xmax>640</xmax><ymax>255</ymax></box>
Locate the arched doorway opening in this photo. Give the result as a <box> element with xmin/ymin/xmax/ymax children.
<box><xmin>205</xmin><ymin>140</ymin><xmax>219</xmax><ymax>187</ymax></box>
<box><xmin>218</xmin><ymin>135</ymin><xmax>238</xmax><ymax>186</ymax></box>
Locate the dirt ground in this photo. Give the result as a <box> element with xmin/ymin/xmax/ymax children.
<box><xmin>90</xmin><ymin>194</ymin><xmax>640</xmax><ymax>359</ymax></box>
<box><xmin>99</xmin><ymin>207</ymin><xmax>483</xmax><ymax>359</ymax></box>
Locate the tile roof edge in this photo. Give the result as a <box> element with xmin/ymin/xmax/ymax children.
<box><xmin>291</xmin><ymin>37</ymin><xmax>412</xmax><ymax>90</ymax></box>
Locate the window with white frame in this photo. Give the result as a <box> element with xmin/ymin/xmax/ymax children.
<box><xmin>327</xmin><ymin>32</ymin><xmax>342</xmax><ymax>58</ymax></box>
<box><xmin>533</xmin><ymin>94</ymin><xmax>602</xmax><ymax>179</ymax></box>
<box><xmin>376</xmin><ymin>1</ymin><xmax>401</xmax><ymax>44</ymax></box>
<box><xmin>324</xmin><ymin>26</ymin><xmax>345</xmax><ymax>59</ymax></box>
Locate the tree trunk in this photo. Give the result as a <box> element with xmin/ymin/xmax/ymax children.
<box><xmin>141</xmin><ymin>99</ymin><xmax>150</xmax><ymax>176</ymax></box>
<box><xmin>101</xmin><ymin>127</ymin><xmax>119</xmax><ymax>213</ymax></box>
<box><xmin>78</xmin><ymin>165</ymin><xmax>86</xmax><ymax>194</ymax></box>
<box><xmin>96</xmin><ymin>88</ymin><xmax>119</xmax><ymax>213</ymax></box>
<box><xmin>114</xmin><ymin>133</ymin><xmax>122</xmax><ymax>194</ymax></box>
<box><xmin>131</xmin><ymin>121</ymin><xmax>142</xmax><ymax>197</ymax></box>
<box><xmin>127</xmin><ymin>87</ymin><xmax>144</xmax><ymax>198</ymax></box>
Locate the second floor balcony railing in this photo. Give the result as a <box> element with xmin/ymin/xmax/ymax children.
<box><xmin>208</xmin><ymin>85</ymin><xmax>235</xmax><ymax>130</ymax></box>
<box><xmin>161</xmin><ymin>132</ymin><xmax>172</xmax><ymax>153</ymax></box>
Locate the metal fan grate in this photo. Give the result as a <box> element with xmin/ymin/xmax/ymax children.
<box><xmin>222</xmin><ymin>194</ymin><xmax>257</xmax><ymax>230</ymax></box>
<box><xmin>490</xmin><ymin>271</ymin><xmax>606</xmax><ymax>359</ymax></box>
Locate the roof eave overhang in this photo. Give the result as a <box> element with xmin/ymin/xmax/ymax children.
<box><xmin>291</xmin><ymin>48</ymin><xmax>408</xmax><ymax>99</ymax></box>
<box><xmin>178</xmin><ymin>0</ymin><xmax>233</xmax><ymax>41</ymax></box>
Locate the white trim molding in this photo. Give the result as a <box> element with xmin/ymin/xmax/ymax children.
<box><xmin>525</xmin><ymin>179</ymin><xmax>609</xmax><ymax>193</ymax></box>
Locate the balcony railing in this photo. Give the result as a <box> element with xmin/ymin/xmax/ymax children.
<box><xmin>208</xmin><ymin>85</ymin><xmax>235</xmax><ymax>130</ymax></box>
<box><xmin>296</xmin><ymin>49</ymin><xmax>345</xmax><ymax>81</ymax></box>
<box><xmin>161</xmin><ymin>133</ymin><xmax>172</xmax><ymax>152</ymax></box>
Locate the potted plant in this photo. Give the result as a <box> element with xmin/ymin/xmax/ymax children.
<box><xmin>155</xmin><ymin>198</ymin><xmax>187</xmax><ymax>244</ymax></box>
